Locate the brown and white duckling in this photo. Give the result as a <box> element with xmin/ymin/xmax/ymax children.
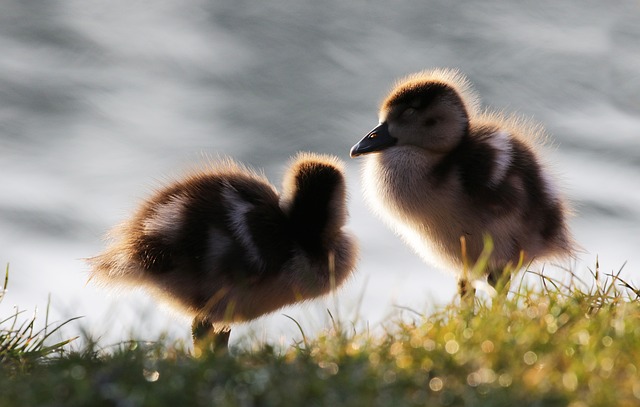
<box><xmin>89</xmin><ymin>152</ymin><xmax>358</xmax><ymax>350</ymax></box>
<box><xmin>350</xmin><ymin>69</ymin><xmax>573</xmax><ymax>297</ymax></box>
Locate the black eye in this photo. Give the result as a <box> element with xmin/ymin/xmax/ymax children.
<box><xmin>402</xmin><ymin>107</ymin><xmax>417</xmax><ymax>119</ymax></box>
<box><xmin>425</xmin><ymin>117</ymin><xmax>438</xmax><ymax>126</ymax></box>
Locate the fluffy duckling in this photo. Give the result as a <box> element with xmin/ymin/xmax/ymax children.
<box><xmin>350</xmin><ymin>69</ymin><xmax>573</xmax><ymax>296</ymax></box>
<box><xmin>89</xmin><ymin>153</ymin><xmax>358</xmax><ymax>350</ymax></box>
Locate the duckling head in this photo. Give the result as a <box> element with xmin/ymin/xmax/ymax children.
<box><xmin>280</xmin><ymin>153</ymin><xmax>349</xmax><ymax>248</ymax></box>
<box><xmin>351</xmin><ymin>69</ymin><xmax>480</xmax><ymax>157</ymax></box>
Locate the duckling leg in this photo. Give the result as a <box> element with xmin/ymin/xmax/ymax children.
<box><xmin>457</xmin><ymin>278</ymin><xmax>475</xmax><ymax>307</ymax></box>
<box><xmin>191</xmin><ymin>318</ymin><xmax>230</xmax><ymax>354</ymax></box>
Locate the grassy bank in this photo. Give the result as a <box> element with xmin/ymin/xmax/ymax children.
<box><xmin>2</xmin><ymin>264</ymin><xmax>639</xmax><ymax>407</ymax></box>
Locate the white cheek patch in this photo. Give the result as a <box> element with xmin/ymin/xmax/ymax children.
<box><xmin>221</xmin><ymin>183</ymin><xmax>263</xmax><ymax>270</ymax></box>
<box><xmin>486</xmin><ymin>130</ymin><xmax>513</xmax><ymax>187</ymax></box>
<box><xmin>143</xmin><ymin>194</ymin><xmax>187</xmax><ymax>241</ymax></box>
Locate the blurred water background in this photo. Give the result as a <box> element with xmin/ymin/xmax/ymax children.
<box><xmin>1</xmin><ymin>0</ymin><xmax>639</xmax><ymax>347</ymax></box>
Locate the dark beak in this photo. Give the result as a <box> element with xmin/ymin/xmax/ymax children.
<box><xmin>350</xmin><ymin>122</ymin><xmax>397</xmax><ymax>158</ymax></box>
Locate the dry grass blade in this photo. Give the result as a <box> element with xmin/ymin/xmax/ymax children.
<box><xmin>282</xmin><ymin>314</ymin><xmax>308</xmax><ymax>349</ymax></box>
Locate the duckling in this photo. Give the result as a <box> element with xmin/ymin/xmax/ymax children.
<box><xmin>88</xmin><ymin>152</ymin><xmax>358</xmax><ymax>350</ymax></box>
<box><xmin>350</xmin><ymin>69</ymin><xmax>573</xmax><ymax>297</ymax></box>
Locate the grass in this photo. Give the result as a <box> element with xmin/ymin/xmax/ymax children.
<box><xmin>0</xmin><ymin>265</ymin><xmax>79</xmax><ymax>373</ymax></box>
<box><xmin>2</xmin><ymin>261</ymin><xmax>640</xmax><ymax>407</ymax></box>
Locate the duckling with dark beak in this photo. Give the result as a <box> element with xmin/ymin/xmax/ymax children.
<box><xmin>89</xmin><ymin>153</ymin><xmax>358</xmax><ymax>351</ymax></box>
<box><xmin>351</xmin><ymin>69</ymin><xmax>573</xmax><ymax>298</ymax></box>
